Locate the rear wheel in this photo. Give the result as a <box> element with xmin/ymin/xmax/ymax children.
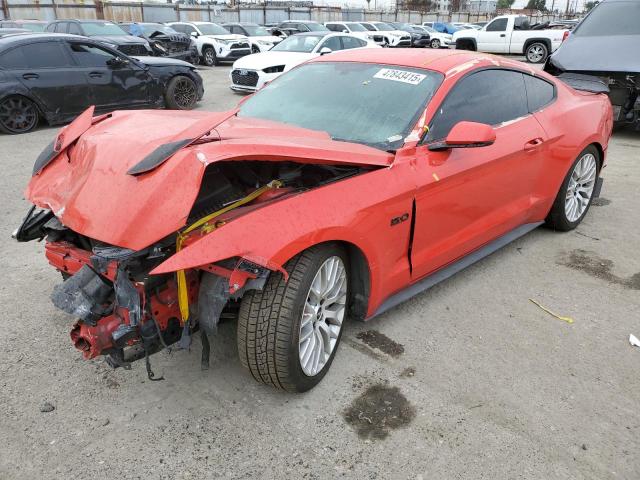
<box><xmin>165</xmin><ymin>75</ymin><xmax>197</xmax><ymax>110</ymax></box>
<box><xmin>430</xmin><ymin>38</ymin><xmax>441</xmax><ymax>49</ymax></box>
<box><xmin>0</xmin><ymin>96</ymin><xmax>38</xmax><ymax>134</ymax></box>
<box><xmin>237</xmin><ymin>244</ymin><xmax>349</xmax><ymax>392</ymax></box>
<box><xmin>546</xmin><ymin>145</ymin><xmax>600</xmax><ymax>231</ymax></box>
<box><xmin>525</xmin><ymin>42</ymin><xmax>548</xmax><ymax>63</ymax></box>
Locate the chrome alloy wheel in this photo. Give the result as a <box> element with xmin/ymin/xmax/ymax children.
<box><xmin>298</xmin><ymin>256</ymin><xmax>347</xmax><ymax>376</ymax></box>
<box><xmin>565</xmin><ymin>153</ymin><xmax>597</xmax><ymax>222</ymax></box>
<box><xmin>527</xmin><ymin>44</ymin><xmax>546</xmax><ymax>63</ymax></box>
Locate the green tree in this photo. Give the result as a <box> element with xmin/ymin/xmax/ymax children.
<box><xmin>525</xmin><ymin>0</ymin><xmax>547</xmax><ymax>11</ymax></box>
<box><xmin>584</xmin><ymin>1</ymin><xmax>599</xmax><ymax>12</ymax></box>
<box><xmin>496</xmin><ymin>0</ymin><xmax>516</xmax><ymax>9</ymax></box>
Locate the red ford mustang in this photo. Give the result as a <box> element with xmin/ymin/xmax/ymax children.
<box><xmin>16</xmin><ymin>49</ymin><xmax>612</xmax><ymax>392</ymax></box>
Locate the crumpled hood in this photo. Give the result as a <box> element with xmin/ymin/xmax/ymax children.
<box><xmin>25</xmin><ymin>110</ymin><xmax>392</xmax><ymax>250</ymax></box>
<box><xmin>91</xmin><ymin>34</ymin><xmax>148</xmax><ymax>45</ymax></box>
<box><xmin>549</xmin><ymin>34</ymin><xmax>640</xmax><ymax>73</ymax></box>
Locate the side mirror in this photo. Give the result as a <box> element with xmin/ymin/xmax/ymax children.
<box><xmin>190</xmin><ymin>31</ymin><xmax>199</xmax><ymax>38</ymax></box>
<box><xmin>106</xmin><ymin>56</ymin><xmax>129</xmax><ymax>68</ymax></box>
<box><xmin>342</xmin><ymin>29</ymin><xmax>349</xmax><ymax>33</ymax></box>
<box><xmin>319</xmin><ymin>47</ymin><xmax>332</xmax><ymax>55</ymax></box>
<box><xmin>428</xmin><ymin>121</ymin><xmax>496</xmax><ymax>151</ymax></box>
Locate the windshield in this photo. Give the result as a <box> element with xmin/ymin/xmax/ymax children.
<box><xmin>372</xmin><ymin>23</ymin><xmax>395</xmax><ymax>31</ymax></box>
<box><xmin>197</xmin><ymin>23</ymin><xmax>231</xmax><ymax>35</ymax></box>
<box><xmin>142</xmin><ymin>24</ymin><xmax>177</xmax><ymax>35</ymax></box>
<box><xmin>422</xmin><ymin>26</ymin><xmax>436</xmax><ymax>33</ymax></box>
<box><xmin>305</xmin><ymin>23</ymin><xmax>329</xmax><ymax>32</ymax></box>
<box><xmin>244</xmin><ymin>25</ymin><xmax>271</xmax><ymax>36</ymax></box>
<box><xmin>238</xmin><ymin>62</ymin><xmax>443</xmax><ymax>151</ymax></box>
<box><xmin>360</xmin><ymin>23</ymin><xmax>376</xmax><ymax>31</ymax></box>
<box><xmin>271</xmin><ymin>34</ymin><xmax>324</xmax><ymax>52</ymax></box>
<box><xmin>81</xmin><ymin>22</ymin><xmax>128</xmax><ymax>36</ymax></box>
<box><xmin>20</xmin><ymin>23</ymin><xmax>45</xmax><ymax>32</ymax></box>
<box><xmin>573</xmin><ymin>1</ymin><xmax>640</xmax><ymax>36</ymax></box>
<box><xmin>345</xmin><ymin>23</ymin><xmax>366</xmax><ymax>32</ymax></box>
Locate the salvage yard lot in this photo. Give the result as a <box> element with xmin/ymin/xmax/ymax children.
<box><xmin>1</xmin><ymin>64</ymin><xmax>639</xmax><ymax>480</ymax></box>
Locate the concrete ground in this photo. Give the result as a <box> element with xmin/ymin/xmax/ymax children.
<box><xmin>0</xmin><ymin>63</ymin><xmax>638</xmax><ymax>480</ymax></box>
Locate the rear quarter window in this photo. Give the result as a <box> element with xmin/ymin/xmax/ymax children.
<box><xmin>523</xmin><ymin>74</ymin><xmax>555</xmax><ymax>112</ymax></box>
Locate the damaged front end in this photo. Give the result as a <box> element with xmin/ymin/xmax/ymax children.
<box><xmin>16</xmin><ymin>157</ymin><xmax>369</xmax><ymax>375</ymax></box>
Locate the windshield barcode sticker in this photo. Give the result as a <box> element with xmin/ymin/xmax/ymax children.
<box><xmin>374</xmin><ymin>69</ymin><xmax>426</xmax><ymax>85</ymax></box>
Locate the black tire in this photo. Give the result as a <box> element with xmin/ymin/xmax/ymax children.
<box><xmin>0</xmin><ymin>95</ymin><xmax>39</xmax><ymax>134</ymax></box>
<box><xmin>430</xmin><ymin>38</ymin><xmax>441</xmax><ymax>49</ymax></box>
<box><xmin>202</xmin><ymin>46</ymin><xmax>218</xmax><ymax>66</ymax></box>
<box><xmin>237</xmin><ymin>244</ymin><xmax>349</xmax><ymax>392</ymax></box>
<box><xmin>251</xmin><ymin>44</ymin><xmax>260</xmax><ymax>54</ymax></box>
<box><xmin>525</xmin><ymin>42</ymin><xmax>549</xmax><ymax>64</ymax></box>
<box><xmin>164</xmin><ymin>75</ymin><xmax>197</xmax><ymax>110</ymax></box>
<box><xmin>546</xmin><ymin>145</ymin><xmax>600</xmax><ymax>231</ymax></box>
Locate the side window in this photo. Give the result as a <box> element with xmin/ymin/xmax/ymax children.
<box><xmin>185</xmin><ymin>25</ymin><xmax>197</xmax><ymax>35</ymax></box>
<box><xmin>19</xmin><ymin>42</ymin><xmax>71</xmax><ymax>68</ymax></box>
<box><xmin>486</xmin><ymin>18</ymin><xmax>508</xmax><ymax>32</ymax></box>
<box><xmin>171</xmin><ymin>24</ymin><xmax>185</xmax><ymax>33</ymax></box>
<box><xmin>0</xmin><ymin>47</ymin><xmax>28</xmax><ymax>68</ymax></box>
<box><xmin>68</xmin><ymin>23</ymin><xmax>82</xmax><ymax>35</ymax></box>
<box><xmin>45</xmin><ymin>23</ymin><xmax>56</xmax><ymax>32</ymax></box>
<box><xmin>320</xmin><ymin>36</ymin><xmax>342</xmax><ymax>51</ymax></box>
<box><xmin>523</xmin><ymin>74</ymin><xmax>555</xmax><ymax>112</ymax></box>
<box><xmin>297</xmin><ymin>24</ymin><xmax>309</xmax><ymax>32</ymax></box>
<box><xmin>427</xmin><ymin>69</ymin><xmax>528</xmax><ymax>141</ymax></box>
<box><xmin>58</xmin><ymin>22</ymin><xmax>70</xmax><ymax>33</ymax></box>
<box><xmin>325</xmin><ymin>24</ymin><xmax>340</xmax><ymax>32</ymax></box>
<box><xmin>341</xmin><ymin>36</ymin><xmax>365</xmax><ymax>49</ymax></box>
<box><xmin>69</xmin><ymin>42</ymin><xmax>117</xmax><ymax>67</ymax></box>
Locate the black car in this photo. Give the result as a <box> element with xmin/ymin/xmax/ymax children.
<box><xmin>388</xmin><ymin>22</ymin><xmax>430</xmax><ymax>47</ymax></box>
<box><xmin>45</xmin><ymin>20</ymin><xmax>152</xmax><ymax>56</ymax></box>
<box><xmin>0</xmin><ymin>34</ymin><xmax>204</xmax><ymax>134</ymax></box>
<box><xmin>544</xmin><ymin>0</ymin><xmax>639</xmax><ymax>127</ymax></box>
<box><xmin>0</xmin><ymin>20</ymin><xmax>47</xmax><ymax>32</ymax></box>
<box><xmin>120</xmin><ymin>22</ymin><xmax>198</xmax><ymax>64</ymax></box>
<box><xmin>272</xmin><ymin>20</ymin><xmax>329</xmax><ymax>37</ymax></box>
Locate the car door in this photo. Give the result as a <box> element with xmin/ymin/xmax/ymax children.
<box><xmin>409</xmin><ymin>68</ymin><xmax>547</xmax><ymax>280</ymax></box>
<box><xmin>2</xmin><ymin>40</ymin><xmax>91</xmax><ymax>120</ymax></box>
<box><xmin>477</xmin><ymin>17</ymin><xmax>509</xmax><ymax>52</ymax></box>
<box><xmin>65</xmin><ymin>40</ymin><xmax>151</xmax><ymax>110</ymax></box>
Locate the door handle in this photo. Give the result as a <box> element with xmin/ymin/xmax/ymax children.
<box><xmin>500</xmin><ymin>33</ymin><xmax>506</xmax><ymax>37</ymax></box>
<box><xmin>524</xmin><ymin>138</ymin><xmax>544</xmax><ymax>150</ymax></box>
<box><xmin>89</xmin><ymin>72</ymin><xmax>104</xmax><ymax>78</ymax></box>
<box><xmin>22</xmin><ymin>73</ymin><xmax>39</xmax><ymax>80</ymax></box>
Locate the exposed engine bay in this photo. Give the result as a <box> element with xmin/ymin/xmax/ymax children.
<box><xmin>15</xmin><ymin>160</ymin><xmax>366</xmax><ymax>377</ymax></box>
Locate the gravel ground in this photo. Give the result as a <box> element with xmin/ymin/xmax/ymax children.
<box><xmin>0</xmin><ymin>64</ymin><xmax>639</xmax><ymax>480</ymax></box>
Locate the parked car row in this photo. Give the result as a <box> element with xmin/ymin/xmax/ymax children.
<box><xmin>0</xmin><ymin>33</ymin><xmax>203</xmax><ymax>133</ymax></box>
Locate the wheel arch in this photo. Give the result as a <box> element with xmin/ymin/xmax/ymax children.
<box><xmin>455</xmin><ymin>38</ymin><xmax>476</xmax><ymax>50</ymax></box>
<box><xmin>523</xmin><ymin>38</ymin><xmax>551</xmax><ymax>56</ymax></box>
<box><xmin>0</xmin><ymin>92</ymin><xmax>47</xmax><ymax>124</ymax></box>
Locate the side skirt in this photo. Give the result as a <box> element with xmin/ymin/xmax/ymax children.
<box><xmin>368</xmin><ymin>221</ymin><xmax>544</xmax><ymax>320</ymax></box>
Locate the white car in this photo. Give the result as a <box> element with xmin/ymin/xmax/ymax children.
<box><xmin>413</xmin><ymin>25</ymin><xmax>452</xmax><ymax>49</ymax></box>
<box><xmin>358</xmin><ymin>21</ymin><xmax>412</xmax><ymax>47</ymax></box>
<box><xmin>452</xmin><ymin>15</ymin><xmax>569</xmax><ymax>63</ymax></box>
<box><xmin>230</xmin><ymin>32</ymin><xmax>378</xmax><ymax>93</ymax></box>
<box><xmin>167</xmin><ymin>21</ymin><xmax>251</xmax><ymax>66</ymax></box>
<box><xmin>324</xmin><ymin>21</ymin><xmax>376</xmax><ymax>43</ymax></box>
<box><xmin>222</xmin><ymin>22</ymin><xmax>282</xmax><ymax>53</ymax></box>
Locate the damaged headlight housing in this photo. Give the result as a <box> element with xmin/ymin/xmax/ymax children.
<box><xmin>263</xmin><ymin>65</ymin><xmax>285</xmax><ymax>74</ymax></box>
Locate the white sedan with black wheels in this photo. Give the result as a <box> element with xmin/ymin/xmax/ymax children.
<box><xmin>229</xmin><ymin>32</ymin><xmax>379</xmax><ymax>93</ymax></box>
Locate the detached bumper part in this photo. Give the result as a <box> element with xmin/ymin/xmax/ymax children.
<box><xmin>51</xmin><ymin>265</ymin><xmax>112</xmax><ymax>324</ymax></box>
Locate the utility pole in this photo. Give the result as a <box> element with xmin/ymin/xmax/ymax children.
<box><xmin>0</xmin><ymin>0</ymin><xmax>8</xmax><ymax>20</ymax></box>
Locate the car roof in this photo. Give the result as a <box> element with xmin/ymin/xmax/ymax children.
<box><xmin>222</xmin><ymin>22</ymin><xmax>258</xmax><ymax>26</ymax></box>
<box><xmin>50</xmin><ymin>19</ymin><xmax>116</xmax><ymax>23</ymax></box>
<box><xmin>282</xmin><ymin>20</ymin><xmax>321</xmax><ymax>23</ymax></box>
<box><xmin>310</xmin><ymin>48</ymin><xmax>543</xmax><ymax>76</ymax></box>
<box><xmin>292</xmin><ymin>31</ymin><xmax>333</xmax><ymax>37</ymax></box>
<box><xmin>0</xmin><ymin>32</ymin><xmax>88</xmax><ymax>48</ymax></box>
<box><xmin>1</xmin><ymin>19</ymin><xmax>46</xmax><ymax>23</ymax></box>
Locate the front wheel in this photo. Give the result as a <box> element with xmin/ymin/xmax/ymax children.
<box><xmin>526</xmin><ymin>42</ymin><xmax>549</xmax><ymax>64</ymax></box>
<box><xmin>237</xmin><ymin>244</ymin><xmax>349</xmax><ymax>392</ymax></box>
<box><xmin>546</xmin><ymin>146</ymin><xmax>600</xmax><ymax>231</ymax></box>
<box><xmin>430</xmin><ymin>38</ymin><xmax>441</xmax><ymax>49</ymax></box>
<box><xmin>202</xmin><ymin>46</ymin><xmax>218</xmax><ymax>66</ymax></box>
<box><xmin>165</xmin><ymin>75</ymin><xmax>197</xmax><ymax>110</ymax></box>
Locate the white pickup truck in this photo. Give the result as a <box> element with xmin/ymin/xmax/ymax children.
<box><xmin>452</xmin><ymin>15</ymin><xmax>569</xmax><ymax>63</ymax></box>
